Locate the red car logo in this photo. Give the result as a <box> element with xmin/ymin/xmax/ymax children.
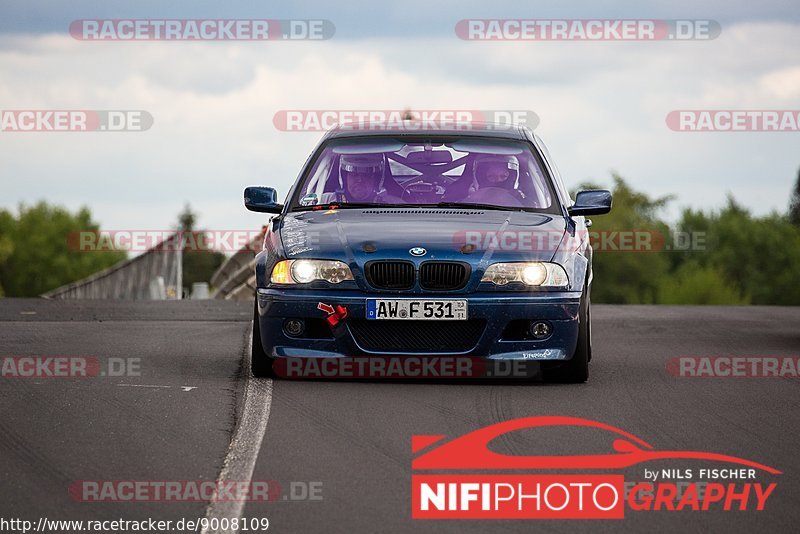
<box><xmin>412</xmin><ymin>416</ymin><xmax>781</xmax><ymax>473</ymax></box>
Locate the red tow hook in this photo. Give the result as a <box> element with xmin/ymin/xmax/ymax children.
<box><xmin>317</xmin><ymin>302</ymin><xmax>349</xmax><ymax>327</ymax></box>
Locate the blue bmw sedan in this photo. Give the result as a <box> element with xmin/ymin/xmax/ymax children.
<box><xmin>245</xmin><ymin>123</ymin><xmax>611</xmax><ymax>382</ymax></box>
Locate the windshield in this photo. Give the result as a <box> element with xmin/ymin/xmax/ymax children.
<box><xmin>289</xmin><ymin>136</ymin><xmax>559</xmax><ymax>213</ymax></box>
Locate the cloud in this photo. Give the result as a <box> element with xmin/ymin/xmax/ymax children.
<box><xmin>3</xmin><ymin>0</ymin><xmax>800</xmax><ymax>37</ymax></box>
<box><xmin>1</xmin><ymin>21</ymin><xmax>799</xmax><ymax>233</ymax></box>
<box><xmin>759</xmin><ymin>67</ymin><xmax>800</xmax><ymax>100</ymax></box>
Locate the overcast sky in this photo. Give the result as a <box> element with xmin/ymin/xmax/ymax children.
<box><xmin>1</xmin><ymin>0</ymin><xmax>799</xmax><ymax>233</ymax></box>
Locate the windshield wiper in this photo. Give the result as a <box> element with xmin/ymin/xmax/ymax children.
<box><xmin>293</xmin><ymin>202</ymin><xmax>409</xmax><ymax>212</ymax></box>
<box><xmin>433</xmin><ymin>202</ymin><xmax>520</xmax><ymax>212</ymax></box>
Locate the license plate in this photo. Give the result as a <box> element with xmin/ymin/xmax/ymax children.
<box><xmin>366</xmin><ymin>299</ymin><xmax>468</xmax><ymax>320</ymax></box>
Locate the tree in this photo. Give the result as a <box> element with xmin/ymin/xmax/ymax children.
<box><xmin>574</xmin><ymin>175</ymin><xmax>800</xmax><ymax>305</ymax></box>
<box><xmin>790</xmin><ymin>167</ymin><xmax>800</xmax><ymax>227</ymax></box>
<box><xmin>0</xmin><ymin>202</ymin><xmax>126</xmax><ymax>297</ymax></box>
<box><xmin>657</xmin><ymin>262</ymin><xmax>749</xmax><ymax>305</ymax></box>
<box><xmin>575</xmin><ymin>174</ymin><xmax>673</xmax><ymax>304</ymax></box>
<box><xmin>178</xmin><ymin>203</ymin><xmax>197</xmax><ymax>231</ymax></box>
<box><xmin>177</xmin><ymin>204</ymin><xmax>226</xmax><ymax>295</ymax></box>
<box><xmin>0</xmin><ymin>212</ymin><xmax>15</xmax><ymax>297</ymax></box>
<box><xmin>675</xmin><ymin>198</ymin><xmax>800</xmax><ymax>305</ymax></box>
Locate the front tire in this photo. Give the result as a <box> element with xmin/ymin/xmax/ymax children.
<box><xmin>543</xmin><ymin>288</ymin><xmax>590</xmax><ymax>383</ymax></box>
<box><xmin>251</xmin><ymin>299</ymin><xmax>277</xmax><ymax>378</ymax></box>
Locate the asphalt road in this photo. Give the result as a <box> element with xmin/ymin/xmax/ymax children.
<box><xmin>0</xmin><ymin>300</ymin><xmax>798</xmax><ymax>533</ymax></box>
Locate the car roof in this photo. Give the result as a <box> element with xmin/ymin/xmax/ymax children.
<box><xmin>322</xmin><ymin>121</ymin><xmax>530</xmax><ymax>141</ymax></box>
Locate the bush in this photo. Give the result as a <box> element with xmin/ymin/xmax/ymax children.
<box><xmin>0</xmin><ymin>202</ymin><xmax>126</xmax><ymax>297</ymax></box>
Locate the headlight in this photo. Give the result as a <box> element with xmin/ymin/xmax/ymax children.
<box><xmin>270</xmin><ymin>259</ymin><xmax>354</xmax><ymax>285</ymax></box>
<box><xmin>481</xmin><ymin>262</ymin><xmax>568</xmax><ymax>288</ymax></box>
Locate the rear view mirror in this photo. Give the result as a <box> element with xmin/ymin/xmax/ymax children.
<box><xmin>244</xmin><ymin>186</ymin><xmax>283</xmax><ymax>214</ymax></box>
<box><xmin>406</xmin><ymin>150</ymin><xmax>453</xmax><ymax>165</ymax></box>
<box><xmin>568</xmin><ymin>190</ymin><xmax>612</xmax><ymax>216</ymax></box>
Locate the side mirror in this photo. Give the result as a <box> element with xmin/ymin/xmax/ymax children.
<box><xmin>568</xmin><ymin>189</ymin><xmax>612</xmax><ymax>216</ymax></box>
<box><xmin>244</xmin><ymin>186</ymin><xmax>283</xmax><ymax>214</ymax></box>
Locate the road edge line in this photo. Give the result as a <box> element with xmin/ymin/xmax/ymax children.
<box><xmin>201</xmin><ymin>324</ymin><xmax>273</xmax><ymax>534</ymax></box>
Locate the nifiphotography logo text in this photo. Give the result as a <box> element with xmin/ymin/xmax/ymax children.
<box><xmin>411</xmin><ymin>417</ymin><xmax>780</xmax><ymax>519</ymax></box>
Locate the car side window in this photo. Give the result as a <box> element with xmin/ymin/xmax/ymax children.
<box><xmin>535</xmin><ymin>134</ymin><xmax>570</xmax><ymax>207</ymax></box>
<box><xmin>298</xmin><ymin>156</ymin><xmax>334</xmax><ymax>206</ymax></box>
<box><xmin>525</xmin><ymin>158</ymin><xmax>552</xmax><ymax>208</ymax></box>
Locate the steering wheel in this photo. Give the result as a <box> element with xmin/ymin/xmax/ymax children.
<box><xmin>400</xmin><ymin>175</ymin><xmax>449</xmax><ymax>203</ymax></box>
<box><xmin>463</xmin><ymin>187</ymin><xmax>524</xmax><ymax>208</ymax></box>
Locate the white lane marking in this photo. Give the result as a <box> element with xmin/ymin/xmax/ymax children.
<box><xmin>116</xmin><ymin>384</ymin><xmax>171</xmax><ymax>388</ymax></box>
<box><xmin>201</xmin><ymin>325</ymin><xmax>273</xmax><ymax>534</ymax></box>
<box><xmin>116</xmin><ymin>384</ymin><xmax>199</xmax><ymax>390</ymax></box>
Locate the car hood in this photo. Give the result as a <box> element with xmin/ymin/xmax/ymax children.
<box><xmin>279</xmin><ymin>208</ymin><xmax>566</xmax><ymax>264</ymax></box>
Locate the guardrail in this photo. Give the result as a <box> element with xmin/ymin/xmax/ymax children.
<box><xmin>42</xmin><ymin>233</ymin><xmax>182</xmax><ymax>300</ymax></box>
<box><xmin>210</xmin><ymin>226</ymin><xmax>266</xmax><ymax>300</ymax></box>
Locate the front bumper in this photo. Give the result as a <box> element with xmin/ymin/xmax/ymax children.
<box><xmin>256</xmin><ymin>288</ymin><xmax>581</xmax><ymax>361</ymax></box>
